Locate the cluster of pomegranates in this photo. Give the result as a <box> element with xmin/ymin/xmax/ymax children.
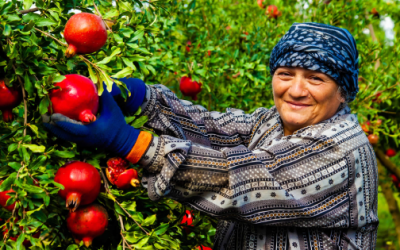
<box><xmin>361</xmin><ymin>119</ymin><xmax>381</xmax><ymax>145</ymax></box>
<box><xmin>257</xmin><ymin>1</ymin><xmax>281</xmax><ymax>19</ymax></box>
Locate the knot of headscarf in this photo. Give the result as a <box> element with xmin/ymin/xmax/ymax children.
<box><xmin>269</xmin><ymin>22</ymin><xmax>359</xmax><ymax>102</ymax></box>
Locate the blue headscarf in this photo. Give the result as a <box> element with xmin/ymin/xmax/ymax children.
<box><xmin>269</xmin><ymin>22</ymin><xmax>359</xmax><ymax>102</ymax></box>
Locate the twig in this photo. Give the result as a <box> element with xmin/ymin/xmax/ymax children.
<box><xmin>12</xmin><ymin>66</ymin><xmax>28</xmax><ymax>137</ymax></box>
<box><xmin>99</xmin><ymin>169</ymin><xmax>149</xmax><ymax>235</ymax></box>
<box><xmin>365</xmin><ymin>12</ymin><xmax>380</xmax><ymax>70</ymax></box>
<box><xmin>33</xmin><ymin>28</ymin><xmax>68</xmax><ymax>47</ymax></box>
<box><xmin>18</xmin><ymin>7</ymin><xmax>39</xmax><ymax>14</ymax></box>
<box><xmin>93</xmin><ymin>1</ymin><xmax>113</xmax><ymax>33</ymax></box>
<box><xmin>375</xmin><ymin>149</ymin><xmax>400</xmax><ymax>181</ymax></box>
<box><xmin>119</xmin><ymin>215</ymin><xmax>132</xmax><ymax>250</ymax></box>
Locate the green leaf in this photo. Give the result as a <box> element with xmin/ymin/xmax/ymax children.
<box><xmin>23</xmin><ymin>0</ymin><xmax>33</xmax><ymax>10</ymax></box>
<box><xmin>154</xmin><ymin>223</ymin><xmax>169</xmax><ymax>236</ymax></box>
<box><xmin>8</xmin><ymin>143</ymin><xmax>18</xmax><ymax>153</ymax></box>
<box><xmin>141</xmin><ymin>214</ymin><xmax>156</xmax><ymax>227</ymax></box>
<box><xmin>3</xmin><ymin>24</ymin><xmax>11</xmax><ymax>36</ymax></box>
<box><xmin>66</xmin><ymin>245</ymin><xmax>79</xmax><ymax>250</ymax></box>
<box><xmin>23</xmin><ymin>184</ymin><xmax>44</xmax><ymax>194</ymax></box>
<box><xmin>86</xmin><ymin>63</ymin><xmax>99</xmax><ymax>84</ymax></box>
<box><xmin>132</xmin><ymin>236</ymin><xmax>150</xmax><ymax>248</ymax></box>
<box><xmin>131</xmin><ymin>116</ymin><xmax>148</xmax><ymax>128</ymax></box>
<box><xmin>97</xmin><ymin>48</ymin><xmax>122</xmax><ymax>65</ymax></box>
<box><xmin>16</xmin><ymin>233</ymin><xmax>25</xmax><ymax>250</ymax></box>
<box><xmin>131</xmin><ymin>30</ymin><xmax>145</xmax><ymax>42</ymax></box>
<box><xmin>23</xmin><ymin>73</ymin><xmax>34</xmax><ymax>96</ymax></box>
<box><xmin>111</xmin><ymin>67</ymin><xmax>134</xmax><ymax>78</ymax></box>
<box><xmin>35</xmin><ymin>18</ymin><xmax>57</xmax><ymax>27</ymax></box>
<box><xmin>28</xmin><ymin>124</ymin><xmax>39</xmax><ymax>137</ymax></box>
<box><xmin>39</xmin><ymin>97</ymin><xmax>50</xmax><ymax>115</ymax></box>
<box><xmin>52</xmin><ymin>150</ymin><xmax>75</xmax><ymax>158</ymax></box>
<box><xmin>52</xmin><ymin>75</ymin><xmax>66</xmax><ymax>83</ymax></box>
<box><xmin>22</xmin><ymin>144</ymin><xmax>46</xmax><ymax>153</ymax></box>
<box><xmin>8</xmin><ymin>162</ymin><xmax>22</xmax><ymax>171</ymax></box>
<box><xmin>0</xmin><ymin>173</ymin><xmax>17</xmax><ymax>192</ymax></box>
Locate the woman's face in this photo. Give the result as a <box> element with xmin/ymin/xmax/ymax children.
<box><xmin>272</xmin><ymin>67</ymin><xmax>345</xmax><ymax>136</ymax></box>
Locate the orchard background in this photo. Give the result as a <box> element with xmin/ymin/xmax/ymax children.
<box><xmin>0</xmin><ymin>0</ymin><xmax>400</xmax><ymax>249</ymax></box>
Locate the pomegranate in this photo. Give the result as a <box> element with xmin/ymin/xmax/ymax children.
<box><xmin>180</xmin><ymin>77</ymin><xmax>202</xmax><ymax>101</ymax></box>
<box><xmin>181</xmin><ymin>210</ymin><xmax>194</xmax><ymax>234</ymax></box>
<box><xmin>54</xmin><ymin>161</ymin><xmax>101</xmax><ymax>212</ymax></box>
<box><xmin>257</xmin><ymin>0</ymin><xmax>266</xmax><ymax>8</ymax></box>
<box><xmin>197</xmin><ymin>246</ymin><xmax>212</xmax><ymax>250</ymax></box>
<box><xmin>106</xmin><ymin>157</ymin><xmax>139</xmax><ymax>189</ymax></box>
<box><xmin>372</xmin><ymin>93</ymin><xmax>382</xmax><ymax>103</ymax></box>
<box><xmin>371</xmin><ymin>8</ymin><xmax>380</xmax><ymax>18</ymax></box>
<box><xmin>368</xmin><ymin>134</ymin><xmax>379</xmax><ymax>145</ymax></box>
<box><xmin>386</xmin><ymin>149</ymin><xmax>396</xmax><ymax>157</ymax></box>
<box><xmin>0</xmin><ymin>181</ymin><xmax>16</xmax><ymax>212</ymax></box>
<box><xmin>391</xmin><ymin>174</ymin><xmax>400</xmax><ymax>188</ymax></box>
<box><xmin>66</xmin><ymin>203</ymin><xmax>108</xmax><ymax>247</ymax></box>
<box><xmin>0</xmin><ymin>79</ymin><xmax>22</xmax><ymax>122</ymax></box>
<box><xmin>266</xmin><ymin>5</ymin><xmax>281</xmax><ymax>19</ymax></box>
<box><xmin>64</xmin><ymin>13</ymin><xmax>107</xmax><ymax>58</ymax></box>
<box><xmin>49</xmin><ymin>74</ymin><xmax>99</xmax><ymax>123</ymax></box>
<box><xmin>186</xmin><ymin>41</ymin><xmax>192</xmax><ymax>53</ymax></box>
<box><xmin>2</xmin><ymin>218</ymin><xmax>40</xmax><ymax>247</ymax></box>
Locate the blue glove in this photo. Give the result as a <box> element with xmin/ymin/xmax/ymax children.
<box><xmin>111</xmin><ymin>78</ymin><xmax>146</xmax><ymax>115</ymax></box>
<box><xmin>43</xmin><ymin>88</ymin><xmax>140</xmax><ymax>157</ymax></box>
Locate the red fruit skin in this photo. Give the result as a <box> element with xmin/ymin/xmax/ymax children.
<box><xmin>368</xmin><ymin>134</ymin><xmax>379</xmax><ymax>145</ymax></box>
<box><xmin>115</xmin><ymin>169</ymin><xmax>139</xmax><ymax>189</ymax></box>
<box><xmin>180</xmin><ymin>77</ymin><xmax>202</xmax><ymax>100</ymax></box>
<box><xmin>66</xmin><ymin>204</ymin><xmax>108</xmax><ymax>247</ymax></box>
<box><xmin>0</xmin><ymin>79</ymin><xmax>22</xmax><ymax>122</ymax></box>
<box><xmin>64</xmin><ymin>13</ymin><xmax>107</xmax><ymax>58</ymax></box>
<box><xmin>197</xmin><ymin>246</ymin><xmax>213</xmax><ymax>250</ymax></box>
<box><xmin>54</xmin><ymin>161</ymin><xmax>101</xmax><ymax>212</ymax></box>
<box><xmin>386</xmin><ymin>149</ymin><xmax>396</xmax><ymax>157</ymax></box>
<box><xmin>49</xmin><ymin>74</ymin><xmax>99</xmax><ymax>124</ymax></box>
<box><xmin>266</xmin><ymin>5</ymin><xmax>281</xmax><ymax>19</ymax></box>
<box><xmin>186</xmin><ymin>41</ymin><xmax>192</xmax><ymax>53</ymax></box>
<box><xmin>181</xmin><ymin>210</ymin><xmax>194</xmax><ymax>234</ymax></box>
<box><xmin>257</xmin><ymin>0</ymin><xmax>266</xmax><ymax>8</ymax></box>
<box><xmin>0</xmin><ymin>181</ymin><xmax>16</xmax><ymax>212</ymax></box>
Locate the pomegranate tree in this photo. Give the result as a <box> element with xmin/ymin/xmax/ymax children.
<box><xmin>49</xmin><ymin>74</ymin><xmax>99</xmax><ymax>124</ymax></box>
<box><xmin>0</xmin><ymin>79</ymin><xmax>22</xmax><ymax>122</ymax></box>
<box><xmin>66</xmin><ymin>203</ymin><xmax>109</xmax><ymax>247</ymax></box>
<box><xmin>106</xmin><ymin>157</ymin><xmax>139</xmax><ymax>189</ymax></box>
<box><xmin>54</xmin><ymin>161</ymin><xmax>101</xmax><ymax>212</ymax></box>
<box><xmin>0</xmin><ymin>181</ymin><xmax>16</xmax><ymax>212</ymax></box>
<box><xmin>64</xmin><ymin>13</ymin><xmax>108</xmax><ymax>58</ymax></box>
<box><xmin>180</xmin><ymin>76</ymin><xmax>202</xmax><ymax>100</ymax></box>
<box><xmin>2</xmin><ymin>218</ymin><xmax>40</xmax><ymax>247</ymax></box>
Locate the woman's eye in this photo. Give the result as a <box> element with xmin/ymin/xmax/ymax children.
<box><xmin>311</xmin><ymin>76</ymin><xmax>323</xmax><ymax>81</ymax></box>
<box><xmin>279</xmin><ymin>72</ymin><xmax>291</xmax><ymax>76</ymax></box>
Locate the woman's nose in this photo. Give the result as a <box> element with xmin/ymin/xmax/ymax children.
<box><xmin>288</xmin><ymin>76</ymin><xmax>308</xmax><ymax>98</ymax></box>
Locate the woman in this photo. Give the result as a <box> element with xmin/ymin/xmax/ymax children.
<box><xmin>44</xmin><ymin>23</ymin><xmax>378</xmax><ymax>249</ymax></box>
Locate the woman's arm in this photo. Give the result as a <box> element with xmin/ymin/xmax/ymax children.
<box><xmin>139</xmin><ymin>118</ymin><xmax>378</xmax><ymax>229</ymax></box>
<box><xmin>139</xmin><ymin>84</ymin><xmax>269</xmax><ymax>149</ymax></box>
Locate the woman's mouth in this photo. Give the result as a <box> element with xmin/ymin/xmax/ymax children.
<box><xmin>285</xmin><ymin>101</ymin><xmax>312</xmax><ymax>110</ymax></box>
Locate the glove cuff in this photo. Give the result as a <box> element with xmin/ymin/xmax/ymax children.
<box><xmin>125</xmin><ymin>131</ymin><xmax>153</xmax><ymax>164</ymax></box>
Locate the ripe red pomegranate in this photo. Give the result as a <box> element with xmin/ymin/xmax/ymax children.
<box><xmin>49</xmin><ymin>74</ymin><xmax>99</xmax><ymax>123</ymax></box>
<box><xmin>66</xmin><ymin>203</ymin><xmax>108</xmax><ymax>247</ymax></box>
<box><xmin>106</xmin><ymin>157</ymin><xmax>139</xmax><ymax>189</ymax></box>
<box><xmin>391</xmin><ymin>174</ymin><xmax>400</xmax><ymax>188</ymax></box>
<box><xmin>180</xmin><ymin>77</ymin><xmax>202</xmax><ymax>100</ymax></box>
<box><xmin>257</xmin><ymin>0</ymin><xmax>266</xmax><ymax>8</ymax></box>
<box><xmin>0</xmin><ymin>181</ymin><xmax>16</xmax><ymax>211</ymax></box>
<box><xmin>197</xmin><ymin>246</ymin><xmax>212</xmax><ymax>250</ymax></box>
<box><xmin>64</xmin><ymin>13</ymin><xmax>107</xmax><ymax>58</ymax></box>
<box><xmin>54</xmin><ymin>161</ymin><xmax>101</xmax><ymax>212</ymax></box>
<box><xmin>266</xmin><ymin>5</ymin><xmax>281</xmax><ymax>19</ymax></box>
<box><xmin>186</xmin><ymin>41</ymin><xmax>192</xmax><ymax>53</ymax></box>
<box><xmin>2</xmin><ymin>218</ymin><xmax>40</xmax><ymax>247</ymax></box>
<box><xmin>181</xmin><ymin>210</ymin><xmax>194</xmax><ymax>234</ymax></box>
<box><xmin>386</xmin><ymin>149</ymin><xmax>396</xmax><ymax>157</ymax></box>
<box><xmin>368</xmin><ymin>134</ymin><xmax>379</xmax><ymax>145</ymax></box>
<box><xmin>371</xmin><ymin>8</ymin><xmax>380</xmax><ymax>18</ymax></box>
<box><xmin>0</xmin><ymin>79</ymin><xmax>22</xmax><ymax>122</ymax></box>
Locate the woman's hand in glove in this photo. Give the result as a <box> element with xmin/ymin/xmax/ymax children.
<box><xmin>110</xmin><ymin>78</ymin><xmax>146</xmax><ymax>115</ymax></box>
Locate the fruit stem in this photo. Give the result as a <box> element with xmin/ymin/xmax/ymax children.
<box><xmin>66</xmin><ymin>192</ymin><xmax>82</xmax><ymax>213</ymax></box>
<box><xmin>65</xmin><ymin>44</ymin><xmax>77</xmax><ymax>58</ymax></box>
<box><xmin>1</xmin><ymin>109</ymin><xmax>13</xmax><ymax>122</ymax></box>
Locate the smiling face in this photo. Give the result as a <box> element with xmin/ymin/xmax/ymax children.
<box><xmin>272</xmin><ymin>67</ymin><xmax>345</xmax><ymax>136</ymax></box>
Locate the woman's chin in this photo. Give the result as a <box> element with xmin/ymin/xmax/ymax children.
<box><xmin>281</xmin><ymin>113</ymin><xmax>310</xmax><ymax>130</ymax></box>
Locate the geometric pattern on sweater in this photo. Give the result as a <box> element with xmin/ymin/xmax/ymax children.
<box><xmin>139</xmin><ymin>84</ymin><xmax>378</xmax><ymax>249</ymax></box>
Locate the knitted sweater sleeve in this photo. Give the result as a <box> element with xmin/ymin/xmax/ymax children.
<box><xmin>139</xmin><ymin>84</ymin><xmax>268</xmax><ymax>149</ymax></box>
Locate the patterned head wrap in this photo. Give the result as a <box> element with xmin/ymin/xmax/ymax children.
<box><xmin>269</xmin><ymin>22</ymin><xmax>359</xmax><ymax>102</ymax></box>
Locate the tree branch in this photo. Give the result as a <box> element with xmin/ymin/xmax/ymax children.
<box><xmin>99</xmin><ymin>169</ymin><xmax>149</xmax><ymax>235</ymax></box>
<box><xmin>12</xmin><ymin>66</ymin><xmax>28</xmax><ymax>137</ymax></box>
<box><xmin>375</xmin><ymin>149</ymin><xmax>400</xmax><ymax>180</ymax></box>
<box><xmin>18</xmin><ymin>8</ymin><xmax>39</xmax><ymax>14</ymax></box>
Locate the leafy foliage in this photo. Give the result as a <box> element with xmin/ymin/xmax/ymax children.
<box><xmin>0</xmin><ymin>0</ymin><xmax>399</xmax><ymax>249</ymax></box>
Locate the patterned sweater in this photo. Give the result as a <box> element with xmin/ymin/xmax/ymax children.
<box><xmin>137</xmin><ymin>84</ymin><xmax>379</xmax><ymax>250</ymax></box>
